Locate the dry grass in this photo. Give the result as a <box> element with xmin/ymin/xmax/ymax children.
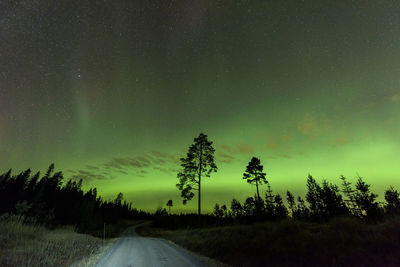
<box><xmin>138</xmin><ymin>217</ymin><xmax>400</xmax><ymax>266</ymax></box>
<box><xmin>71</xmin><ymin>238</ymin><xmax>117</xmax><ymax>267</ymax></box>
<box><xmin>0</xmin><ymin>214</ymin><xmax>114</xmax><ymax>267</ymax></box>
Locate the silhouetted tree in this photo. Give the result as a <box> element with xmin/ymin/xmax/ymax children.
<box><xmin>221</xmin><ymin>204</ymin><xmax>228</xmax><ymax>217</ymax></box>
<box><xmin>286</xmin><ymin>191</ymin><xmax>296</xmax><ymax>217</ymax></box>
<box><xmin>0</xmin><ymin>165</ymin><xmax>145</xmax><ymax>232</ymax></box>
<box><xmin>306</xmin><ymin>175</ymin><xmax>348</xmax><ymax>219</ymax></box>
<box><xmin>166</xmin><ymin>199</ymin><xmax>173</xmax><ymax>214</ymax></box>
<box><xmin>320</xmin><ymin>180</ymin><xmax>348</xmax><ymax>217</ymax></box>
<box><xmin>177</xmin><ymin>133</ymin><xmax>217</xmax><ymax>216</ymax></box>
<box><xmin>243</xmin><ymin>157</ymin><xmax>267</xmax><ymax>205</ymax></box>
<box><xmin>306</xmin><ymin>175</ymin><xmax>323</xmax><ymax>218</ymax></box>
<box><xmin>213</xmin><ymin>203</ymin><xmax>224</xmax><ymax>218</ymax></box>
<box><xmin>265</xmin><ymin>183</ymin><xmax>275</xmax><ymax>216</ymax></box>
<box><xmin>274</xmin><ymin>194</ymin><xmax>287</xmax><ymax>219</ymax></box>
<box><xmin>231</xmin><ymin>198</ymin><xmax>244</xmax><ymax>217</ymax></box>
<box><xmin>340</xmin><ymin>175</ymin><xmax>360</xmax><ymax>217</ymax></box>
<box><xmin>296</xmin><ymin>196</ymin><xmax>310</xmax><ymax>219</ymax></box>
<box><xmin>114</xmin><ymin>192</ymin><xmax>124</xmax><ymax>205</ymax></box>
<box><xmin>155</xmin><ymin>207</ymin><xmax>168</xmax><ymax>217</ymax></box>
<box><xmin>243</xmin><ymin>197</ymin><xmax>256</xmax><ymax>216</ymax></box>
<box><xmin>385</xmin><ymin>187</ymin><xmax>400</xmax><ymax>215</ymax></box>
<box><xmin>355</xmin><ymin>176</ymin><xmax>382</xmax><ymax>221</ymax></box>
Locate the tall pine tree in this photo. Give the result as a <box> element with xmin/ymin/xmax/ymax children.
<box><xmin>177</xmin><ymin>133</ymin><xmax>217</xmax><ymax>215</ymax></box>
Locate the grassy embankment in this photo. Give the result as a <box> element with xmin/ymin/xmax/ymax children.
<box><xmin>0</xmin><ymin>214</ymin><xmax>116</xmax><ymax>267</ymax></box>
<box><xmin>138</xmin><ymin>217</ymin><xmax>400</xmax><ymax>266</ymax></box>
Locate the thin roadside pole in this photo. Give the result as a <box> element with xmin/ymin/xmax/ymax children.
<box><xmin>103</xmin><ymin>222</ymin><xmax>106</xmax><ymax>246</ymax></box>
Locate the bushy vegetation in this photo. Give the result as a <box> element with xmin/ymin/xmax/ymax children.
<box><xmin>139</xmin><ymin>217</ymin><xmax>400</xmax><ymax>266</ymax></box>
<box><xmin>0</xmin><ymin>164</ymin><xmax>150</xmax><ymax>233</ymax></box>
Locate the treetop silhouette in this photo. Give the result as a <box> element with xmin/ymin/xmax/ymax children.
<box><xmin>243</xmin><ymin>157</ymin><xmax>267</xmax><ymax>203</ymax></box>
<box><xmin>166</xmin><ymin>199</ymin><xmax>173</xmax><ymax>214</ymax></box>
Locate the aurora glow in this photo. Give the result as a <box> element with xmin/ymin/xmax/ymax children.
<box><xmin>1</xmin><ymin>1</ymin><xmax>399</xmax><ymax>212</ymax></box>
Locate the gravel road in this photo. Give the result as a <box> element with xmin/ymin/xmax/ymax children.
<box><xmin>94</xmin><ymin>223</ymin><xmax>208</xmax><ymax>267</ymax></box>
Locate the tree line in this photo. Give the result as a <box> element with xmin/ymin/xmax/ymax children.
<box><xmin>2</xmin><ymin>132</ymin><xmax>400</xmax><ymax>231</ymax></box>
<box><xmin>0</xmin><ymin>163</ymin><xmax>149</xmax><ymax>232</ymax></box>
<box><xmin>174</xmin><ymin>133</ymin><xmax>400</xmax><ymax>225</ymax></box>
<box><xmin>212</xmin><ymin>174</ymin><xmax>400</xmax><ymax>222</ymax></box>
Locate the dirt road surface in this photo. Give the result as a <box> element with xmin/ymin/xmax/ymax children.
<box><xmin>94</xmin><ymin>223</ymin><xmax>208</xmax><ymax>267</ymax></box>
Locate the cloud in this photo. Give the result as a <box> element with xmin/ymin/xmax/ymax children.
<box><xmin>69</xmin><ymin>150</ymin><xmax>185</xmax><ymax>181</ymax></box>
<box><xmin>216</xmin><ymin>151</ymin><xmax>236</xmax><ymax>164</ymax></box>
<box><xmin>137</xmin><ymin>169</ymin><xmax>148</xmax><ymax>177</ymax></box>
<box><xmin>71</xmin><ymin>170</ymin><xmax>110</xmax><ymax>182</ymax></box>
<box><xmin>330</xmin><ymin>134</ymin><xmax>351</xmax><ymax>147</ymax></box>
<box><xmin>266</xmin><ymin>139</ymin><xmax>279</xmax><ymax>150</ymax></box>
<box><xmin>169</xmin><ymin>167</ymin><xmax>180</xmax><ymax>173</ymax></box>
<box><xmin>136</xmin><ymin>156</ymin><xmax>152</xmax><ymax>165</ymax></box>
<box><xmin>86</xmin><ymin>165</ymin><xmax>99</xmax><ymax>170</ymax></box>
<box><xmin>153</xmin><ymin>166</ymin><xmax>175</xmax><ymax>174</ymax></box>
<box><xmin>217</xmin><ymin>152</ymin><xmax>235</xmax><ymax>160</ymax></box>
<box><xmin>391</xmin><ymin>93</ymin><xmax>400</xmax><ymax>103</ymax></box>
<box><xmin>236</xmin><ymin>144</ymin><xmax>254</xmax><ymax>154</ymax></box>
<box><xmin>150</xmin><ymin>150</ymin><xmax>175</xmax><ymax>159</ymax></box>
<box><xmin>280</xmin><ymin>133</ymin><xmax>293</xmax><ymax>142</ymax></box>
<box><xmin>259</xmin><ymin>132</ymin><xmax>293</xmax><ymax>152</ymax></box>
<box><xmin>297</xmin><ymin>114</ymin><xmax>322</xmax><ymax>137</ymax></box>
<box><xmin>103</xmin><ymin>156</ymin><xmax>152</xmax><ymax>169</ymax></box>
<box><xmin>219</xmin><ymin>144</ymin><xmax>254</xmax><ymax>155</ymax></box>
<box><xmin>148</xmin><ymin>151</ymin><xmax>180</xmax><ymax>165</ymax></box>
<box><xmin>150</xmin><ymin>157</ymin><xmax>166</xmax><ymax>164</ymax></box>
<box><xmin>265</xmin><ymin>153</ymin><xmax>293</xmax><ymax>160</ymax></box>
<box><xmin>93</xmin><ymin>150</ymin><xmax>180</xmax><ymax>177</ymax></box>
<box><xmin>220</xmin><ymin>145</ymin><xmax>234</xmax><ymax>153</ymax></box>
<box><xmin>277</xmin><ymin>153</ymin><xmax>292</xmax><ymax>159</ymax></box>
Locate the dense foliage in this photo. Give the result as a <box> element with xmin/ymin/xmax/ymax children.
<box><xmin>0</xmin><ymin>164</ymin><xmax>149</xmax><ymax>232</ymax></box>
<box><xmin>2</xmin><ymin>162</ymin><xmax>400</xmax><ymax>232</ymax></box>
<box><xmin>155</xmin><ymin>173</ymin><xmax>400</xmax><ymax>228</ymax></box>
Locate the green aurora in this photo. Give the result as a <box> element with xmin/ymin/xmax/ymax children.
<box><xmin>1</xmin><ymin>1</ymin><xmax>399</xmax><ymax>212</ymax></box>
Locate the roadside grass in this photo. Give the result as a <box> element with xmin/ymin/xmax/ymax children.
<box><xmin>0</xmin><ymin>214</ymin><xmax>114</xmax><ymax>267</ymax></box>
<box><xmin>138</xmin><ymin>217</ymin><xmax>400</xmax><ymax>266</ymax></box>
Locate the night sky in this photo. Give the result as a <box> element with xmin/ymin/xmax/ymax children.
<box><xmin>1</xmin><ymin>1</ymin><xmax>400</xmax><ymax>212</ymax></box>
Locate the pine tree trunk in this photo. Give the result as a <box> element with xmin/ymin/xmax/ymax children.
<box><xmin>198</xmin><ymin>143</ymin><xmax>203</xmax><ymax>217</ymax></box>
<box><xmin>198</xmin><ymin>176</ymin><xmax>201</xmax><ymax>216</ymax></box>
<box><xmin>256</xmin><ymin>180</ymin><xmax>260</xmax><ymax>202</ymax></box>
<box><xmin>255</xmin><ymin>180</ymin><xmax>261</xmax><ymax>214</ymax></box>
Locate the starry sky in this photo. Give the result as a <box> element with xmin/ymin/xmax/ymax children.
<box><xmin>1</xmin><ymin>1</ymin><xmax>400</xmax><ymax>212</ymax></box>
